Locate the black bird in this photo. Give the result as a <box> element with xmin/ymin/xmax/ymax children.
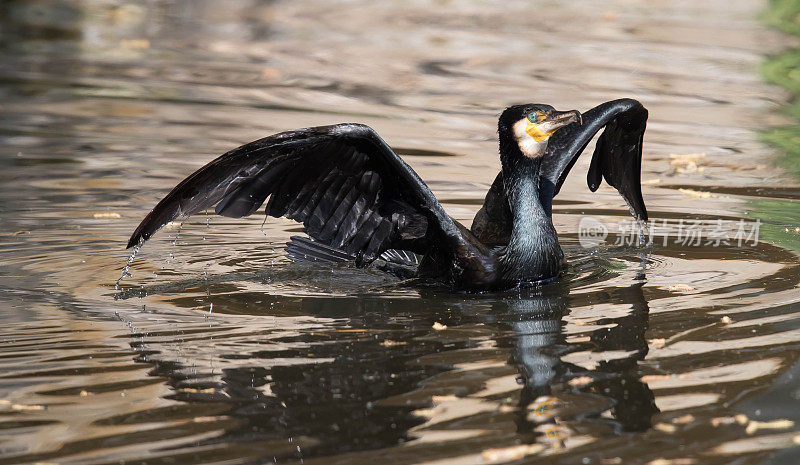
<box><xmin>127</xmin><ymin>98</ymin><xmax>648</xmax><ymax>291</ymax></box>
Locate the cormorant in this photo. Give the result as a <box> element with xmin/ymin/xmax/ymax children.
<box><xmin>127</xmin><ymin>98</ymin><xmax>648</xmax><ymax>291</ymax></box>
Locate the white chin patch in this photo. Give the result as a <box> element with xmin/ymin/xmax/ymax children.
<box><xmin>513</xmin><ymin>119</ymin><xmax>548</xmax><ymax>158</ymax></box>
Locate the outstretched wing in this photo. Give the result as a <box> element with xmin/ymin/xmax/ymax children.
<box><xmin>471</xmin><ymin>99</ymin><xmax>648</xmax><ymax>245</ymax></box>
<box><xmin>128</xmin><ymin>124</ymin><xmax>463</xmax><ymax>264</ymax></box>
<box><xmin>540</xmin><ymin>98</ymin><xmax>648</xmax><ymax>220</ymax></box>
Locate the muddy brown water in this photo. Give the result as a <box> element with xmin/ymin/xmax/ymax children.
<box><xmin>3</xmin><ymin>0</ymin><xmax>800</xmax><ymax>464</ymax></box>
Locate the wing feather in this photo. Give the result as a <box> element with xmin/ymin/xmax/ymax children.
<box><xmin>541</xmin><ymin>98</ymin><xmax>648</xmax><ymax>220</ymax></box>
<box><xmin>128</xmin><ymin>124</ymin><xmax>467</xmax><ymax>267</ymax></box>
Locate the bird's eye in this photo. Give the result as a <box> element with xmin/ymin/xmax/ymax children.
<box><xmin>527</xmin><ymin>113</ymin><xmax>538</xmax><ymax>123</ymax></box>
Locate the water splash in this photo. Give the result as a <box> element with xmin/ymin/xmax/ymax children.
<box><xmin>204</xmin><ymin>263</ymin><xmax>213</xmax><ymax>317</ymax></box>
<box><xmin>636</xmin><ymin>219</ymin><xmax>648</xmax><ymax>247</ymax></box>
<box><xmin>115</xmin><ymin>242</ymin><xmax>141</xmax><ymax>290</ymax></box>
<box><xmin>172</xmin><ymin>222</ymin><xmax>183</xmax><ymax>246</ymax></box>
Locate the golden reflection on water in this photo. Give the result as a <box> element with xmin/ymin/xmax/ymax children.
<box><xmin>2</xmin><ymin>0</ymin><xmax>800</xmax><ymax>464</ymax></box>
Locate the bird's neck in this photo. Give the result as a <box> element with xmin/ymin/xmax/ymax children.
<box><xmin>499</xmin><ymin>155</ymin><xmax>562</xmax><ymax>283</ymax></box>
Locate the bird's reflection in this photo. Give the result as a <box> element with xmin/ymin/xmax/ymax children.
<box><xmin>137</xmin><ymin>267</ymin><xmax>658</xmax><ymax>460</ymax></box>
<box><xmin>585</xmin><ymin>282</ymin><xmax>657</xmax><ymax>433</ymax></box>
<box><xmin>502</xmin><ymin>279</ymin><xmax>658</xmax><ymax>442</ymax></box>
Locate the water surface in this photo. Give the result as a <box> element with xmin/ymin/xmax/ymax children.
<box><xmin>2</xmin><ymin>1</ymin><xmax>800</xmax><ymax>464</ymax></box>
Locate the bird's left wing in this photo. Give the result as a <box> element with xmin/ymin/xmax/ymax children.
<box><xmin>127</xmin><ymin>124</ymin><xmax>465</xmax><ymax>264</ymax></box>
<box><xmin>540</xmin><ymin>98</ymin><xmax>648</xmax><ymax>221</ymax></box>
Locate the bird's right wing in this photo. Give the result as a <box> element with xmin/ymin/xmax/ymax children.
<box><xmin>128</xmin><ymin>124</ymin><xmax>466</xmax><ymax>264</ymax></box>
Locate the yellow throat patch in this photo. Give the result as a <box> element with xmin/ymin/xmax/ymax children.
<box><xmin>525</xmin><ymin>120</ymin><xmax>554</xmax><ymax>143</ymax></box>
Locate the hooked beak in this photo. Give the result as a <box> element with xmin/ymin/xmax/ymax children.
<box><xmin>549</xmin><ymin>109</ymin><xmax>582</xmax><ymax>129</ymax></box>
<box><xmin>525</xmin><ymin>110</ymin><xmax>582</xmax><ymax>142</ymax></box>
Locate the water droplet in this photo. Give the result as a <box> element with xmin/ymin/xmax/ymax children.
<box><xmin>172</xmin><ymin>222</ymin><xmax>184</xmax><ymax>246</ymax></box>
<box><xmin>115</xmin><ymin>243</ymin><xmax>141</xmax><ymax>290</ymax></box>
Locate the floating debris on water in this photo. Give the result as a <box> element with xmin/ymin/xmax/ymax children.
<box><xmin>120</xmin><ymin>38</ymin><xmax>150</xmax><ymax>49</ymax></box>
<box><xmin>481</xmin><ymin>444</ymin><xmax>545</xmax><ymax>463</ymax></box>
<box><xmin>654</xmin><ymin>423</ymin><xmax>678</xmax><ymax>433</ymax></box>
<box><xmin>180</xmin><ymin>387</ymin><xmax>217</xmax><ymax>394</ymax></box>
<box><xmin>11</xmin><ymin>403</ymin><xmax>45</xmax><ymax>411</ymax></box>
<box><xmin>669</xmin><ymin>153</ymin><xmax>706</xmax><ymax>173</ymax></box>
<box><xmin>568</xmin><ymin>376</ymin><xmax>594</xmax><ymax>387</ymax></box>
<box><xmin>678</xmin><ymin>188</ymin><xmax>716</xmax><ymax>199</ymax></box>
<box><xmin>380</xmin><ymin>339</ymin><xmax>406</xmax><ymax>347</ymax></box>
<box><xmin>711</xmin><ymin>414</ymin><xmax>749</xmax><ymax>427</ymax></box>
<box><xmin>601</xmin><ymin>458</ymin><xmax>623</xmax><ymax>465</ymax></box>
<box><xmin>647</xmin><ymin>459</ymin><xmax>697</xmax><ymax>465</ymax></box>
<box><xmin>745</xmin><ymin>419</ymin><xmax>794</xmax><ymax>435</ymax></box>
<box><xmin>663</xmin><ymin>284</ymin><xmax>696</xmax><ymax>293</ymax></box>
<box><xmin>411</xmin><ymin>408</ymin><xmax>436</xmax><ymax>419</ymax></box>
<box><xmin>641</xmin><ymin>374</ymin><xmax>673</xmax><ymax>383</ymax></box>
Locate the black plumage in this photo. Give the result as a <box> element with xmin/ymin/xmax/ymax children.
<box><xmin>128</xmin><ymin>99</ymin><xmax>648</xmax><ymax>291</ymax></box>
<box><xmin>472</xmin><ymin>99</ymin><xmax>648</xmax><ymax>246</ymax></box>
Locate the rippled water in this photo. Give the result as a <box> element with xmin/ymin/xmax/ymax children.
<box><xmin>3</xmin><ymin>0</ymin><xmax>800</xmax><ymax>463</ymax></box>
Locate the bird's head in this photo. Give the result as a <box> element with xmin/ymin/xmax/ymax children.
<box><xmin>499</xmin><ymin>104</ymin><xmax>582</xmax><ymax>159</ymax></box>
